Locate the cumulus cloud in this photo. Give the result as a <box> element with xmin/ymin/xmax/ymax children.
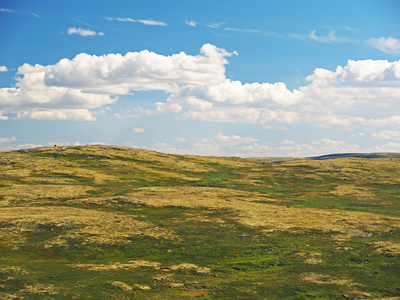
<box><xmin>185</xmin><ymin>20</ymin><xmax>197</xmax><ymax>27</ymax></box>
<box><xmin>369</xmin><ymin>37</ymin><xmax>400</xmax><ymax>55</ymax></box>
<box><xmin>68</xmin><ymin>27</ymin><xmax>105</xmax><ymax>36</ymax></box>
<box><xmin>0</xmin><ymin>44</ymin><xmax>236</xmax><ymax>120</ymax></box>
<box><xmin>0</xmin><ymin>136</ymin><xmax>16</xmax><ymax>144</ymax></box>
<box><xmin>43</xmin><ymin>43</ymin><xmax>235</xmax><ymax>94</ymax></box>
<box><xmin>372</xmin><ymin>130</ymin><xmax>400</xmax><ymax>140</ymax></box>
<box><xmin>133</xmin><ymin>127</ymin><xmax>145</xmax><ymax>133</ymax></box>
<box><xmin>18</xmin><ymin>143</ymin><xmax>42</xmax><ymax>149</ymax></box>
<box><xmin>105</xmin><ymin>17</ymin><xmax>166</xmax><ymax>26</ymax></box>
<box><xmin>2</xmin><ymin>43</ymin><xmax>400</xmax><ymax>128</ymax></box>
<box><xmin>215</xmin><ymin>132</ymin><xmax>258</xmax><ymax>145</ymax></box>
<box><xmin>0</xmin><ymin>66</ymin><xmax>8</xmax><ymax>72</ymax></box>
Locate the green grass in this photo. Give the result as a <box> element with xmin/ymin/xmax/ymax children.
<box><xmin>0</xmin><ymin>145</ymin><xmax>399</xmax><ymax>299</ymax></box>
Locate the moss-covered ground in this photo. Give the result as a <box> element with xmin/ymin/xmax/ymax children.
<box><xmin>0</xmin><ymin>145</ymin><xmax>399</xmax><ymax>299</ymax></box>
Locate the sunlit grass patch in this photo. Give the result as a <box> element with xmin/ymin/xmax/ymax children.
<box><xmin>0</xmin><ymin>206</ymin><xmax>176</xmax><ymax>248</ymax></box>
<box><xmin>373</xmin><ymin>241</ymin><xmax>400</xmax><ymax>257</ymax></box>
<box><xmin>71</xmin><ymin>260</ymin><xmax>162</xmax><ymax>271</ymax></box>
<box><xmin>123</xmin><ymin>186</ymin><xmax>400</xmax><ymax>239</ymax></box>
<box><xmin>0</xmin><ymin>184</ymin><xmax>92</xmax><ymax>204</ymax></box>
<box><xmin>295</xmin><ymin>251</ymin><xmax>325</xmax><ymax>265</ymax></box>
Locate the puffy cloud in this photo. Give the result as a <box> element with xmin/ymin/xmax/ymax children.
<box><xmin>215</xmin><ymin>132</ymin><xmax>258</xmax><ymax>145</ymax></box>
<box><xmin>16</xmin><ymin>109</ymin><xmax>96</xmax><ymax>121</ymax></box>
<box><xmin>372</xmin><ymin>130</ymin><xmax>400</xmax><ymax>140</ymax></box>
<box><xmin>148</xmin><ymin>53</ymin><xmax>400</xmax><ymax>128</ymax></box>
<box><xmin>44</xmin><ymin>44</ymin><xmax>234</xmax><ymax>93</ymax></box>
<box><xmin>18</xmin><ymin>143</ymin><xmax>42</xmax><ymax>149</ymax></box>
<box><xmin>0</xmin><ymin>136</ymin><xmax>16</xmax><ymax>144</ymax></box>
<box><xmin>0</xmin><ymin>44</ymin><xmax>234</xmax><ymax>120</ymax></box>
<box><xmin>369</xmin><ymin>37</ymin><xmax>400</xmax><ymax>55</ymax></box>
<box><xmin>298</xmin><ymin>58</ymin><xmax>400</xmax><ymax>126</ymax></box>
<box><xmin>0</xmin><ymin>62</ymin><xmax>115</xmax><ymax>120</ymax></box>
<box><xmin>0</xmin><ymin>66</ymin><xmax>8</xmax><ymax>72</ymax></box>
<box><xmin>153</xmin><ymin>79</ymin><xmax>302</xmax><ymax>125</ymax></box>
<box><xmin>311</xmin><ymin>138</ymin><xmax>360</xmax><ymax>153</ymax></box>
<box><xmin>185</xmin><ymin>20</ymin><xmax>197</xmax><ymax>27</ymax></box>
<box><xmin>105</xmin><ymin>17</ymin><xmax>166</xmax><ymax>26</ymax></box>
<box><xmin>2</xmin><ymin>43</ymin><xmax>400</xmax><ymax>128</ymax></box>
<box><xmin>133</xmin><ymin>127</ymin><xmax>145</xmax><ymax>133</ymax></box>
<box><xmin>166</xmin><ymin>133</ymin><xmax>361</xmax><ymax>157</ymax></box>
<box><xmin>68</xmin><ymin>27</ymin><xmax>105</xmax><ymax>36</ymax></box>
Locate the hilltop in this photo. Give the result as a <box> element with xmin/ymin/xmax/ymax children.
<box><xmin>0</xmin><ymin>145</ymin><xmax>399</xmax><ymax>299</ymax></box>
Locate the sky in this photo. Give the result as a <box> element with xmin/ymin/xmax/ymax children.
<box><xmin>1</xmin><ymin>0</ymin><xmax>400</xmax><ymax>157</ymax></box>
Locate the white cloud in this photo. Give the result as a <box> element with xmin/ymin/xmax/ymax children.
<box><xmin>0</xmin><ymin>8</ymin><xmax>12</xmax><ymax>13</ymax></box>
<box><xmin>105</xmin><ymin>17</ymin><xmax>166</xmax><ymax>26</ymax></box>
<box><xmin>0</xmin><ymin>66</ymin><xmax>8</xmax><ymax>72</ymax></box>
<box><xmin>372</xmin><ymin>130</ymin><xmax>400</xmax><ymax>140</ymax></box>
<box><xmin>151</xmin><ymin>142</ymin><xmax>186</xmax><ymax>154</ymax></box>
<box><xmin>133</xmin><ymin>127</ymin><xmax>145</xmax><ymax>133</ymax></box>
<box><xmin>311</xmin><ymin>138</ymin><xmax>360</xmax><ymax>153</ymax></box>
<box><xmin>68</xmin><ymin>27</ymin><xmax>105</xmax><ymax>37</ymax></box>
<box><xmin>309</xmin><ymin>30</ymin><xmax>346</xmax><ymax>43</ymax></box>
<box><xmin>43</xmin><ymin>43</ymin><xmax>235</xmax><ymax>93</ymax></box>
<box><xmin>16</xmin><ymin>109</ymin><xmax>96</xmax><ymax>121</ymax></box>
<box><xmin>369</xmin><ymin>37</ymin><xmax>400</xmax><ymax>55</ymax></box>
<box><xmin>281</xmin><ymin>140</ymin><xmax>295</xmax><ymax>145</ymax></box>
<box><xmin>215</xmin><ymin>132</ymin><xmax>258</xmax><ymax>145</ymax></box>
<box><xmin>2</xmin><ymin>43</ymin><xmax>400</xmax><ymax>129</ymax></box>
<box><xmin>0</xmin><ymin>44</ymin><xmax>234</xmax><ymax>120</ymax></box>
<box><xmin>18</xmin><ymin>143</ymin><xmax>42</xmax><ymax>149</ymax></box>
<box><xmin>169</xmin><ymin>133</ymin><xmax>361</xmax><ymax>157</ymax></box>
<box><xmin>0</xmin><ymin>136</ymin><xmax>16</xmax><ymax>144</ymax></box>
<box><xmin>206</xmin><ymin>22</ymin><xmax>225</xmax><ymax>29</ymax></box>
<box><xmin>291</xmin><ymin>30</ymin><xmax>347</xmax><ymax>43</ymax></box>
<box><xmin>185</xmin><ymin>20</ymin><xmax>197</xmax><ymax>27</ymax></box>
<box><xmin>137</xmin><ymin>19</ymin><xmax>166</xmax><ymax>26</ymax></box>
<box><xmin>225</xmin><ymin>27</ymin><xmax>261</xmax><ymax>34</ymax></box>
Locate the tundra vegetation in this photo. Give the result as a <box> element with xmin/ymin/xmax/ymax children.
<box><xmin>0</xmin><ymin>145</ymin><xmax>399</xmax><ymax>299</ymax></box>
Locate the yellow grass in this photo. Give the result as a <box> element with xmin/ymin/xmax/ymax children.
<box><xmin>295</xmin><ymin>251</ymin><xmax>324</xmax><ymax>264</ymax></box>
<box><xmin>91</xmin><ymin>186</ymin><xmax>400</xmax><ymax>239</ymax></box>
<box><xmin>71</xmin><ymin>260</ymin><xmax>162</xmax><ymax>271</ymax></box>
<box><xmin>330</xmin><ymin>184</ymin><xmax>376</xmax><ymax>202</ymax></box>
<box><xmin>111</xmin><ymin>281</ymin><xmax>133</xmax><ymax>291</ymax></box>
<box><xmin>299</xmin><ymin>272</ymin><xmax>362</xmax><ymax>287</ymax></box>
<box><xmin>373</xmin><ymin>241</ymin><xmax>400</xmax><ymax>256</ymax></box>
<box><xmin>0</xmin><ymin>184</ymin><xmax>92</xmax><ymax>204</ymax></box>
<box><xmin>0</xmin><ymin>206</ymin><xmax>175</xmax><ymax>247</ymax></box>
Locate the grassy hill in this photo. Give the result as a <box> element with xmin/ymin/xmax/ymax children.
<box><xmin>0</xmin><ymin>145</ymin><xmax>399</xmax><ymax>299</ymax></box>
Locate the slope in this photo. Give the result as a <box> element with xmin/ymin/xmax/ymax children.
<box><xmin>0</xmin><ymin>145</ymin><xmax>399</xmax><ymax>299</ymax></box>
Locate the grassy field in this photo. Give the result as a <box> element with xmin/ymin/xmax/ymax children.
<box><xmin>0</xmin><ymin>145</ymin><xmax>399</xmax><ymax>299</ymax></box>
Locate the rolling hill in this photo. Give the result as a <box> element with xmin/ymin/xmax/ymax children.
<box><xmin>0</xmin><ymin>145</ymin><xmax>399</xmax><ymax>299</ymax></box>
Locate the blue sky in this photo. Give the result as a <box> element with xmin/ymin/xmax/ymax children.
<box><xmin>1</xmin><ymin>0</ymin><xmax>400</xmax><ymax>157</ymax></box>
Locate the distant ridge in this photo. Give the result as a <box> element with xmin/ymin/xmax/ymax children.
<box><xmin>250</xmin><ymin>152</ymin><xmax>400</xmax><ymax>163</ymax></box>
<box><xmin>309</xmin><ymin>152</ymin><xmax>400</xmax><ymax>160</ymax></box>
